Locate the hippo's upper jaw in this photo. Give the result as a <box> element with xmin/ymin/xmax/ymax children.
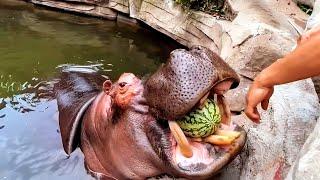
<box><xmin>144</xmin><ymin>46</ymin><xmax>240</xmax><ymax>121</ymax></box>
<box><xmin>144</xmin><ymin>46</ymin><xmax>245</xmax><ymax>178</ymax></box>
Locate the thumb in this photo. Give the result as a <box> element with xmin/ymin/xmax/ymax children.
<box><xmin>261</xmin><ymin>88</ymin><xmax>274</xmax><ymax>110</ymax></box>
<box><xmin>245</xmin><ymin>105</ymin><xmax>260</xmax><ymax>123</ymax></box>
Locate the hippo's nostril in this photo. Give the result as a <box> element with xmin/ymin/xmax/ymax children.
<box><xmin>231</xmin><ymin>81</ymin><xmax>240</xmax><ymax>89</ymax></box>
<box><xmin>193</xmin><ymin>46</ymin><xmax>201</xmax><ymax>50</ymax></box>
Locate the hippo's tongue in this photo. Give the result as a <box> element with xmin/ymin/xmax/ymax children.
<box><xmin>168</xmin><ymin>121</ymin><xmax>193</xmax><ymax>158</ymax></box>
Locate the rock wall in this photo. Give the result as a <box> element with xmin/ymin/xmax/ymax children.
<box><xmin>26</xmin><ymin>0</ymin><xmax>309</xmax><ymax>54</ymax></box>
<box><xmin>28</xmin><ymin>0</ymin><xmax>226</xmax><ymax>53</ymax></box>
<box><xmin>23</xmin><ymin>0</ymin><xmax>320</xmax><ymax>179</ymax></box>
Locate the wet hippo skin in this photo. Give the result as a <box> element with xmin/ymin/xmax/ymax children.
<box><xmin>54</xmin><ymin>46</ymin><xmax>246</xmax><ymax>179</ymax></box>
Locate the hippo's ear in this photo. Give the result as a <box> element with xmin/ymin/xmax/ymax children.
<box><xmin>103</xmin><ymin>80</ymin><xmax>112</xmax><ymax>94</ymax></box>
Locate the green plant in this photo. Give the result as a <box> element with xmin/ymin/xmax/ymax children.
<box><xmin>176</xmin><ymin>0</ymin><xmax>225</xmax><ymax>15</ymax></box>
<box><xmin>297</xmin><ymin>3</ymin><xmax>313</xmax><ymax>15</ymax></box>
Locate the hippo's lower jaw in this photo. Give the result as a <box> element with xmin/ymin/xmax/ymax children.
<box><xmin>146</xmin><ymin>95</ymin><xmax>246</xmax><ymax>179</ymax></box>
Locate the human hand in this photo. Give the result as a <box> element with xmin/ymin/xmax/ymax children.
<box><xmin>245</xmin><ymin>79</ymin><xmax>274</xmax><ymax>123</ymax></box>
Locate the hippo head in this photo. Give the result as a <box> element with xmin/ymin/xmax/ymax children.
<box><xmin>55</xmin><ymin>46</ymin><xmax>245</xmax><ymax>179</ymax></box>
<box><xmin>145</xmin><ymin>46</ymin><xmax>240</xmax><ymax>120</ymax></box>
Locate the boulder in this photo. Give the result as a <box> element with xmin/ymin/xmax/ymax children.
<box><xmin>286</xmin><ymin>117</ymin><xmax>320</xmax><ymax>180</ymax></box>
<box><xmin>285</xmin><ymin>3</ymin><xmax>320</xmax><ymax>179</ymax></box>
<box><xmin>239</xmin><ymin>80</ymin><xmax>319</xmax><ymax>179</ymax></box>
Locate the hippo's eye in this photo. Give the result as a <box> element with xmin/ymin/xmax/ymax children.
<box><xmin>119</xmin><ymin>82</ymin><xmax>127</xmax><ymax>88</ymax></box>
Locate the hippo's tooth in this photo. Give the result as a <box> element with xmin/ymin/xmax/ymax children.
<box><xmin>204</xmin><ymin>135</ymin><xmax>234</xmax><ymax>145</ymax></box>
<box><xmin>215</xmin><ymin>129</ymin><xmax>241</xmax><ymax>139</ymax></box>
<box><xmin>197</xmin><ymin>91</ymin><xmax>210</xmax><ymax>109</ymax></box>
<box><xmin>217</xmin><ymin>95</ymin><xmax>231</xmax><ymax>126</ymax></box>
<box><xmin>168</xmin><ymin>121</ymin><xmax>193</xmax><ymax>158</ymax></box>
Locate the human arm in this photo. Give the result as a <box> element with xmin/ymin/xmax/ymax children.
<box><xmin>245</xmin><ymin>32</ymin><xmax>320</xmax><ymax>122</ymax></box>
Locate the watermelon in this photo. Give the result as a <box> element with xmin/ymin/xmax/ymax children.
<box><xmin>176</xmin><ymin>99</ymin><xmax>221</xmax><ymax>138</ymax></box>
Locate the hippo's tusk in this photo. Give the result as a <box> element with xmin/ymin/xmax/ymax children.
<box><xmin>168</xmin><ymin>121</ymin><xmax>193</xmax><ymax>158</ymax></box>
<box><xmin>217</xmin><ymin>95</ymin><xmax>231</xmax><ymax>126</ymax></box>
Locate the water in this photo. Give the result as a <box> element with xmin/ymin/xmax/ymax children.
<box><xmin>0</xmin><ymin>1</ymin><xmax>180</xmax><ymax>179</ymax></box>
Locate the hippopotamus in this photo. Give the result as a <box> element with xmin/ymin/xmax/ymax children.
<box><xmin>54</xmin><ymin>46</ymin><xmax>247</xmax><ymax>179</ymax></box>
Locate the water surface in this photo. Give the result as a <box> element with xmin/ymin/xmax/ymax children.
<box><xmin>0</xmin><ymin>1</ymin><xmax>180</xmax><ymax>179</ymax></box>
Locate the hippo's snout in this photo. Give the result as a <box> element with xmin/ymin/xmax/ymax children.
<box><xmin>145</xmin><ymin>46</ymin><xmax>240</xmax><ymax>121</ymax></box>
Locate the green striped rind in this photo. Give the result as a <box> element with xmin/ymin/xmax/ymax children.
<box><xmin>176</xmin><ymin>99</ymin><xmax>221</xmax><ymax>138</ymax></box>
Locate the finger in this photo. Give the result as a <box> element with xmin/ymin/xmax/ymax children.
<box><xmin>261</xmin><ymin>99</ymin><xmax>269</xmax><ymax>110</ymax></box>
<box><xmin>245</xmin><ymin>106</ymin><xmax>260</xmax><ymax>123</ymax></box>
<box><xmin>253</xmin><ymin>107</ymin><xmax>260</xmax><ymax>123</ymax></box>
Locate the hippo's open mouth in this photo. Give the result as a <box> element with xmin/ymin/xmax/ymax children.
<box><xmin>147</xmin><ymin>92</ymin><xmax>246</xmax><ymax>178</ymax></box>
<box><xmin>144</xmin><ymin>46</ymin><xmax>245</xmax><ymax>178</ymax></box>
